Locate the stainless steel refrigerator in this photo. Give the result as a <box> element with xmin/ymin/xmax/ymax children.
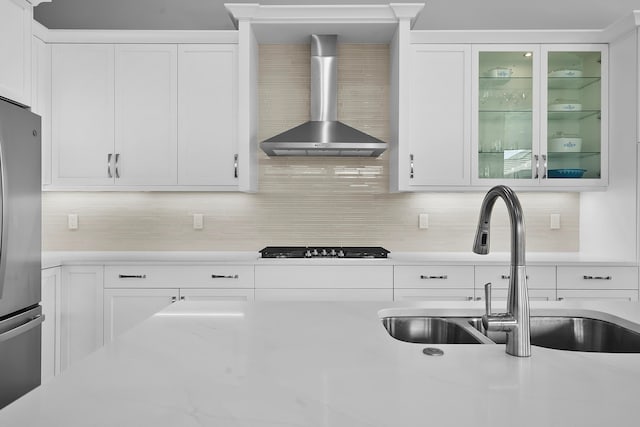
<box><xmin>0</xmin><ymin>98</ymin><xmax>42</xmax><ymax>409</ymax></box>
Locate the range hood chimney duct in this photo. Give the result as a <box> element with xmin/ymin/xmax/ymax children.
<box><xmin>260</xmin><ymin>35</ymin><xmax>387</xmax><ymax>157</ymax></box>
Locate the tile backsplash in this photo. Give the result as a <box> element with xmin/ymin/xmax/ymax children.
<box><xmin>42</xmin><ymin>44</ymin><xmax>580</xmax><ymax>252</ymax></box>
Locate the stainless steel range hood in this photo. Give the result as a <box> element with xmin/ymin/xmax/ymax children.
<box><xmin>260</xmin><ymin>35</ymin><xmax>387</xmax><ymax>157</ymax></box>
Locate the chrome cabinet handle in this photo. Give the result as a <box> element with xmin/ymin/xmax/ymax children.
<box><xmin>583</xmin><ymin>275</ymin><xmax>612</xmax><ymax>280</ymax></box>
<box><xmin>234</xmin><ymin>154</ymin><xmax>238</xmax><ymax>179</ymax></box>
<box><xmin>533</xmin><ymin>154</ymin><xmax>539</xmax><ymax>179</ymax></box>
<box><xmin>542</xmin><ymin>154</ymin><xmax>547</xmax><ymax>179</ymax></box>
<box><xmin>115</xmin><ymin>154</ymin><xmax>120</xmax><ymax>178</ymax></box>
<box><xmin>211</xmin><ymin>274</ymin><xmax>239</xmax><ymax>279</ymax></box>
<box><xmin>466</xmin><ymin>296</ymin><xmax>474</xmax><ymax>301</ymax></box>
<box><xmin>500</xmin><ymin>274</ymin><xmax>529</xmax><ymax>280</ymax></box>
<box><xmin>409</xmin><ymin>154</ymin><xmax>414</xmax><ymax>179</ymax></box>
<box><xmin>118</xmin><ymin>274</ymin><xmax>147</xmax><ymax>279</ymax></box>
<box><xmin>420</xmin><ymin>275</ymin><xmax>448</xmax><ymax>280</ymax></box>
<box><xmin>107</xmin><ymin>153</ymin><xmax>113</xmax><ymax>178</ymax></box>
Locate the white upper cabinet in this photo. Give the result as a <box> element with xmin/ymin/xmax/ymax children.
<box><xmin>403</xmin><ymin>44</ymin><xmax>471</xmax><ymax>189</ymax></box>
<box><xmin>51</xmin><ymin>44</ymin><xmax>115</xmax><ymax>186</ymax></box>
<box><xmin>178</xmin><ymin>44</ymin><xmax>238</xmax><ymax>187</ymax></box>
<box><xmin>46</xmin><ymin>39</ymin><xmax>243</xmax><ymax>191</ymax></box>
<box><xmin>471</xmin><ymin>44</ymin><xmax>608</xmax><ymax>189</ymax></box>
<box><xmin>115</xmin><ymin>44</ymin><xmax>178</xmax><ymax>186</ymax></box>
<box><xmin>0</xmin><ymin>0</ymin><xmax>32</xmax><ymax>106</ymax></box>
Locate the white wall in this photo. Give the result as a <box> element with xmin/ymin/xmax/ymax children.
<box><xmin>580</xmin><ymin>29</ymin><xmax>638</xmax><ymax>262</ymax></box>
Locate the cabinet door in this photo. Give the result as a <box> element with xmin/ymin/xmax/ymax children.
<box><xmin>41</xmin><ymin>267</ymin><xmax>61</xmax><ymax>383</ymax></box>
<box><xmin>178</xmin><ymin>45</ymin><xmax>238</xmax><ymax>187</ymax></box>
<box><xmin>179</xmin><ymin>288</ymin><xmax>254</xmax><ymax>301</ymax></box>
<box><xmin>557</xmin><ymin>289</ymin><xmax>638</xmax><ymax>302</ymax></box>
<box><xmin>103</xmin><ymin>288</ymin><xmax>178</xmax><ymax>344</ymax></box>
<box><xmin>0</xmin><ymin>0</ymin><xmax>31</xmax><ymax>106</ymax></box>
<box><xmin>59</xmin><ymin>266</ymin><xmax>104</xmax><ymax>372</ymax></box>
<box><xmin>405</xmin><ymin>44</ymin><xmax>470</xmax><ymax>188</ymax></box>
<box><xmin>115</xmin><ymin>44</ymin><xmax>178</xmax><ymax>185</ymax></box>
<box><xmin>472</xmin><ymin>45</ymin><xmax>540</xmax><ymax>186</ymax></box>
<box><xmin>32</xmin><ymin>36</ymin><xmax>52</xmax><ymax>186</ymax></box>
<box><xmin>51</xmin><ymin>44</ymin><xmax>115</xmax><ymax>186</ymax></box>
<box><xmin>541</xmin><ymin>44</ymin><xmax>608</xmax><ymax>187</ymax></box>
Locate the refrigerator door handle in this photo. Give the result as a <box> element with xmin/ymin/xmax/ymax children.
<box><xmin>0</xmin><ymin>137</ymin><xmax>6</xmax><ymax>299</ymax></box>
<box><xmin>0</xmin><ymin>315</ymin><xmax>44</xmax><ymax>344</ymax></box>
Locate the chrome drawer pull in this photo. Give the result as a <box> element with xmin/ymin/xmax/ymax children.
<box><xmin>583</xmin><ymin>275</ymin><xmax>612</xmax><ymax>280</ymax></box>
<box><xmin>501</xmin><ymin>275</ymin><xmax>529</xmax><ymax>280</ymax></box>
<box><xmin>234</xmin><ymin>154</ymin><xmax>238</xmax><ymax>179</ymax></box>
<box><xmin>212</xmin><ymin>274</ymin><xmax>239</xmax><ymax>279</ymax></box>
<box><xmin>420</xmin><ymin>275</ymin><xmax>447</xmax><ymax>280</ymax></box>
<box><xmin>119</xmin><ymin>274</ymin><xmax>147</xmax><ymax>279</ymax></box>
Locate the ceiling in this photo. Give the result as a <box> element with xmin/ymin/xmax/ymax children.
<box><xmin>34</xmin><ymin>0</ymin><xmax>640</xmax><ymax>31</ymax></box>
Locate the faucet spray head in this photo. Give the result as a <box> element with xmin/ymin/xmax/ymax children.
<box><xmin>473</xmin><ymin>223</ymin><xmax>490</xmax><ymax>255</ymax></box>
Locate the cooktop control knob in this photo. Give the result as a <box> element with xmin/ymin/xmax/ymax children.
<box><xmin>312</xmin><ymin>249</ymin><xmax>319</xmax><ymax>257</ymax></box>
<box><xmin>338</xmin><ymin>249</ymin><xmax>345</xmax><ymax>258</ymax></box>
<box><xmin>305</xmin><ymin>250</ymin><xmax>312</xmax><ymax>258</ymax></box>
<box><xmin>321</xmin><ymin>249</ymin><xmax>328</xmax><ymax>256</ymax></box>
<box><xmin>330</xmin><ymin>249</ymin><xmax>337</xmax><ymax>257</ymax></box>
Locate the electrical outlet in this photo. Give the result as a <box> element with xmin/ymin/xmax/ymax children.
<box><xmin>419</xmin><ymin>213</ymin><xmax>429</xmax><ymax>229</ymax></box>
<box><xmin>193</xmin><ymin>213</ymin><xmax>204</xmax><ymax>230</ymax></box>
<box><xmin>67</xmin><ymin>214</ymin><xmax>78</xmax><ymax>230</ymax></box>
<box><xmin>550</xmin><ymin>214</ymin><xmax>561</xmax><ymax>230</ymax></box>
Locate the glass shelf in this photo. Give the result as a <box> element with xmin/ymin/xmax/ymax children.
<box><xmin>547</xmin><ymin>110</ymin><xmax>600</xmax><ymax>120</ymax></box>
<box><xmin>547</xmin><ymin>76</ymin><xmax>600</xmax><ymax>90</ymax></box>
<box><xmin>479</xmin><ymin>76</ymin><xmax>533</xmax><ymax>89</ymax></box>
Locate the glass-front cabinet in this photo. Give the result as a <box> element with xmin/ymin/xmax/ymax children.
<box><xmin>472</xmin><ymin>44</ymin><xmax>607</xmax><ymax>188</ymax></box>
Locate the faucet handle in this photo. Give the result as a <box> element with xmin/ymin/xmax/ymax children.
<box><xmin>484</xmin><ymin>282</ymin><xmax>492</xmax><ymax>316</ymax></box>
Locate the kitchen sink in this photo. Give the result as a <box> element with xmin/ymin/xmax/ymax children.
<box><xmin>381</xmin><ymin>317</ymin><xmax>492</xmax><ymax>345</ymax></box>
<box><xmin>468</xmin><ymin>316</ymin><xmax>640</xmax><ymax>353</ymax></box>
<box><xmin>381</xmin><ymin>313</ymin><xmax>640</xmax><ymax>353</ymax></box>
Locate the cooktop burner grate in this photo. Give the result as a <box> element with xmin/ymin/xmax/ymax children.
<box><xmin>259</xmin><ymin>246</ymin><xmax>390</xmax><ymax>259</ymax></box>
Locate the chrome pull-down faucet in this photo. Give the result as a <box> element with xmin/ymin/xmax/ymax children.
<box><xmin>473</xmin><ymin>185</ymin><xmax>531</xmax><ymax>357</ymax></box>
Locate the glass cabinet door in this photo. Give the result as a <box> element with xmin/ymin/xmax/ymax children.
<box><xmin>544</xmin><ymin>48</ymin><xmax>604</xmax><ymax>181</ymax></box>
<box><xmin>476</xmin><ymin>49</ymin><xmax>538</xmax><ymax>181</ymax></box>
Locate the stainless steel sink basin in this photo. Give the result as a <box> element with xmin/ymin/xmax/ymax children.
<box><xmin>469</xmin><ymin>316</ymin><xmax>640</xmax><ymax>353</ymax></box>
<box><xmin>381</xmin><ymin>312</ymin><xmax>640</xmax><ymax>353</ymax></box>
<box><xmin>381</xmin><ymin>317</ymin><xmax>491</xmax><ymax>345</ymax></box>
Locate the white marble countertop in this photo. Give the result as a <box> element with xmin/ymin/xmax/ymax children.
<box><xmin>2</xmin><ymin>299</ymin><xmax>640</xmax><ymax>426</ymax></box>
<box><xmin>41</xmin><ymin>250</ymin><xmax>638</xmax><ymax>269</ymax></box>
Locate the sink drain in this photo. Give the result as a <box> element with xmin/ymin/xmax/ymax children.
<box><xmin>422</xmin><ymin>347</ymin><xmax>444</xmax><ymax>356</ymax></box>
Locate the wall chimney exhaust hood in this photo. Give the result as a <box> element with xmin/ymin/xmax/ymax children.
<box><xmin>260</xmin><ymin>34</ymin><xmax>387</xmax><ymax>157</ymax></box>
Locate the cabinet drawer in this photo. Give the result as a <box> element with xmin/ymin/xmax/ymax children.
<box><xmin>104</xmin><ymin>265</ymin><xmax>254</xmax><ymax>288</ymax></box>
<box><xmin>474</xmin><ymin>266</ymin><xmax>556</xmax><ymax>290</ymax></box>
<box><xmin>255</xmin><ymin>266</ymin><xmax>392</xmax><ymax>289</ymax></box>
<box><xmin>255</xmin><ymin>289</ymin><xmax>392</xmax><ymax>301</ymax></box>
<box><xmin>394</xmin><ymin>288</ymin><xmax>474</xmax><ymax>302</ymax></box>
<box><xmin>394</xmin><ymin>266</ymin><xmax>474</xmax><ymax>289</ymax></box>
<box><xmin>556</xmin><ymin>266</ymin><xmax>638</xmax><ymax>290</ymax></box>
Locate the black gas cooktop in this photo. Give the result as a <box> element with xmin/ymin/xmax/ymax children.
<box><xmin>259</xmin><ymin>246</ymin><xmax>390</xmax><ymax>259</ymax></box>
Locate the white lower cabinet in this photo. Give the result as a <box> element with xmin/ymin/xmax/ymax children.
<box><xmin>103</xmin><ymin>264</ymin><xmax>255</xmax><ymax>342</ymax></box>
<box><xmin>393</xmin><ymin>266</ymin><xmax>474</xmax><ymax>301</ymax></box>
<box><xmin>474</xmin><ymin>265</ymin><xmax>557</xmax><ymax>301</ymax></box>
<box><xmin>556</xmin><ymin>266</ymin><xmax>639</xmax><ymax>301</ymax></box>
<box><xmin>254</xmin><ymin>265</ymin><xmax>393</xmax><ymax>301</ymax></box>
<box><xmin>41</xmin><ymin>267</ymin><xmax>61</xmax><ymax>383</ymax></box>
<box><xmin>59</xmin><ymin>266</ymin><xmax>104</xmax><ymax>373</ymax></box>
